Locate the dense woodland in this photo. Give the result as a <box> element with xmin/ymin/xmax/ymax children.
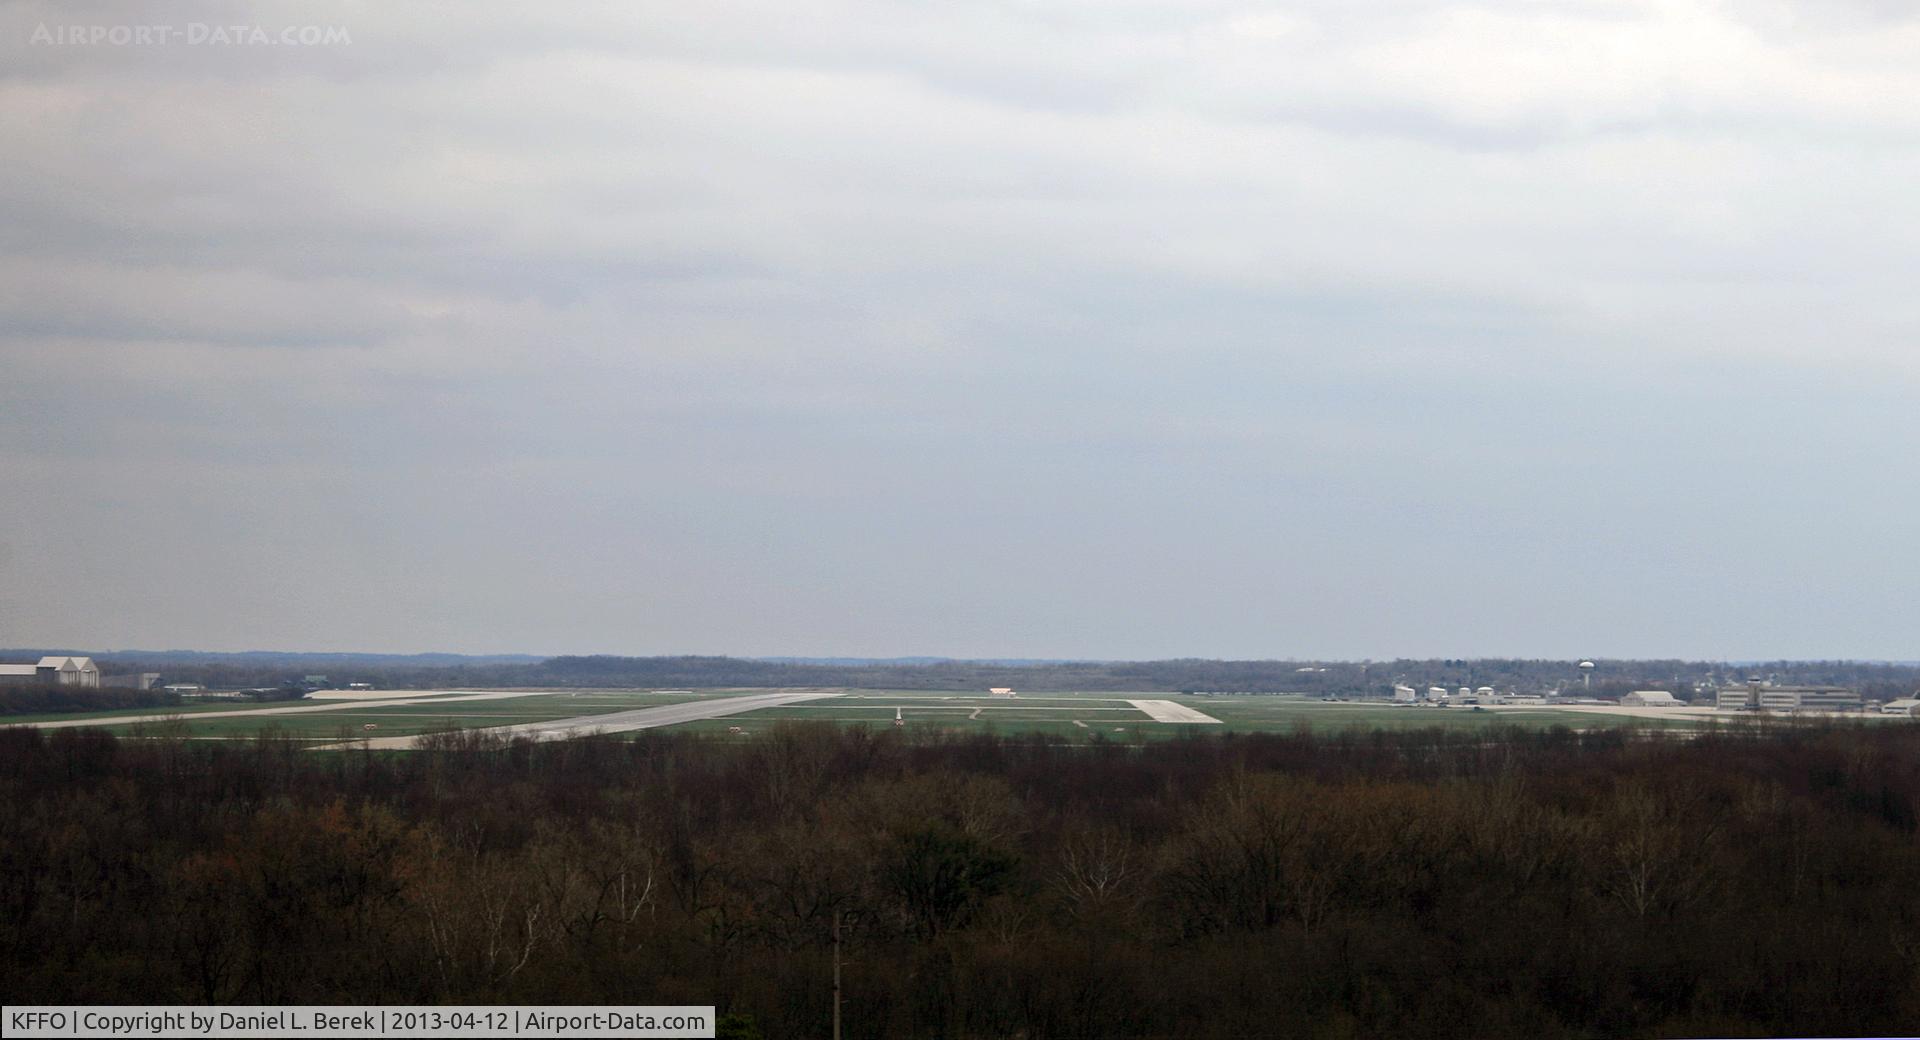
<box><xmin>4</xmin><ymin>721</ymin><xmax>1918</xmax><ymax>1038</ymax></box>
<box><xmin>17</xmin><ymin>649</ymin><xmax>1920</xmax><ymax>699</ymax></box>
<box><xmin>0</xmin><ymin>683</ymin><xmax>180</xmax><ymax>716</ymax></box>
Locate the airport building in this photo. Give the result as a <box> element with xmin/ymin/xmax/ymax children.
<box><xmin>100</xmin><ymin>672</ymin><xmax>161</xmax><ymax>690</ymax></box>
<box><xmin>1716</xmin><ymin>682</ymin><xmax>1861</xmax><ymax>713</ymax></box>
<box><xmin>0</xmin><ymin>655</ymin><xmax>101</xmax><ymax>688</ymax></box>
<box><xmin>1621</xmin><ymin>690</ymin><xmax>1680</xmax><ymax>707</ymax></box>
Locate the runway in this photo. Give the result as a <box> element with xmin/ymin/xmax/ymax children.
<box><xmin>340</xmin><ymin>690</ymin><xmax>840</xmax><ymax>749</ymax></box>
<box><xmin>12</xmin><ymin>689</ymin><xmax>547</xmax><ymax>730</ymax></box>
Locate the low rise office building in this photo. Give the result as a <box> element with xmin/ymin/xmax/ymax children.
<box><xmin>1716</xmin><ymin>681</ymin><xmax>1861</xmax><ymax>713</ymax></box>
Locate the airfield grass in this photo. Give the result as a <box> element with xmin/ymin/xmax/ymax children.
<box><xmin>56</xmin><ymin>690</ymin><xmax>715</xmax><ymax>741</ymax></box>
<box><xmin>0</xmin><ymin>699</ymin><xmax>462</xmax><ymax>725</ymax></box>
<box><xmin>0</xmin><ymin>690</ymin><xmax>525</xmax><ymax>725</ymax></box>
<box><xmin>678</xmin><ymin>691</ymin><xmax>1713</xmax><ymax>741</ymax></box>
<box><xmin>102</xmin><ymin>714</ymin><xmax>564</xmax><ymax>740</ymax></box>
<box><xmin>18</xmin><ymin>688</ymin><xmax>1720</xmax><ymax>744</ymax></box>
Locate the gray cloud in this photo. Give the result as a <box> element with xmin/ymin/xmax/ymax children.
<box><xmin>1</xmin><ymin>1</ymin><xmax>1916</xmax><ymax>658</ymax></box>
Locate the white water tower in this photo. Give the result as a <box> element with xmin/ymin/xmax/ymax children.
<box><xmin>1578</xmin><ymin>660</ymin><xmax>1596</xmax><ymax>689</ymax></box>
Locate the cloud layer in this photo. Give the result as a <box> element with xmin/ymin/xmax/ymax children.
<box><xmin>2</xmin><ymin>1</ymin><xmax>1916</xmax><ymax>658</ymax></box>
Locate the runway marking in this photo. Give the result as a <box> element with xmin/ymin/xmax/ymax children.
<box><xmin>1128</xmin><ymin>699</ymin><xmax>1223</xmax><ymax>724</ymax></box>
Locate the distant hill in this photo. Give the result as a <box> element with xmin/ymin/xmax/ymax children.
<box><xmin>752</xmin><ymin>656</ymin><xmax>1078</xmax><ymax>667</ymax></box>
<box><xmin>69</xmin><ymin>649</ymin><xmax>547</xmax><ymax>666</ymax></box>
<box><xmin>4</xmin><ymin>649</ymin><xmax>1916</xmax><ymax>698</ymax></box>
<box><xmin>0</xmin><ymin>649</ymin><xmax>546</xmax><ymax>691</ymax></box>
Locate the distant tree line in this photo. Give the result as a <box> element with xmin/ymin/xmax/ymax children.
<box><xmin>64</xmin><ymin>652</ymin><xmax>1920</xmax><ymax>699</ymax></box>
<box><xmin>2</xmin><ymin>721</ymin><xmax>1917</xmax><ymax>1037</ymax></box>
<box><xmin>0</xmin><ymin>683</ymin><xmax>181</xmax><ymax>716</ymax></box>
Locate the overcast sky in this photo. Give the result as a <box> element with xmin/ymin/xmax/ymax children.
<box><xmin>2</xmin><ymin>1</ymin><xmax>1916</xmax><ymax>660</ymax></box>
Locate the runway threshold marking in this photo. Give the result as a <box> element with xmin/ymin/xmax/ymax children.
<box><xmin>1127</xmin><ymin>699</ymin><xmax>1224</xmax><ymax>724</ymax></box>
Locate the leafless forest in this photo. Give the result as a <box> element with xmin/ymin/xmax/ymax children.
<box><xmin>3</xmin><ymin>722</ymin><xmax>1917</xmax><ymax>1038</ymax></box>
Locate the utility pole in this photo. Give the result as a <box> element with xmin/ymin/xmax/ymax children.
<box><xmin>832</xmin><ymin>910</ymin><xmax>842</xmax><ymax>1040</ymax></box>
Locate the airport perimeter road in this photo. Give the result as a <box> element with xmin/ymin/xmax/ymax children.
<box><xmin>12</xmin><ymin>690</ymin><xmax>558</xmax><ymax>731</ymax></box>
<box><xmin>346</xmin><ymin>690</ymin><xmax>841</xmax><ymax>749</ymax></box>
